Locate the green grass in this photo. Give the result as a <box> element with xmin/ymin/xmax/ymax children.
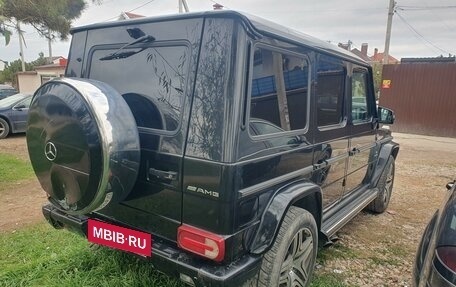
<box><xmin>0</xmin><ymin>153</ymin><xmax>34</xmax><ymax>185</ymax></box>
<box><xmin>0</xmin><ymin>224</ymin><xmax>183</xmax><ymax>287</ymax></box>
<box><xmin>317</xmin><ymin>243</ymin><xmax>358</xmax><ymax>264</ymax></box>
<box><xmin>310</xmin><ymin>273</ymin><xmax>348</xmax><ymax>287</ymax></box>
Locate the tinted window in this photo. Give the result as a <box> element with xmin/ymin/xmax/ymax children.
<box><xmin>249</xmin><ymin>47</ymin><xmax>309</xmax><ymax>136</ymax></box>
<box><xmin>17</xmin><ymin>97</ymin><xmax>32</xmax><ymax>108</ymax></box>
<box><xmin>351</xmin><ymin>69</ymin><xmax>369</xmax><ymax>122</ymax></box>
<box><xmin>89</xmin><ymin>44</ymin><xmax>189</xmax><ymax>132</ymax></box>
<box><xmin>316</xmin><ymin>55</ymin><xmax>345</xmax><ymax>127</ymax></box>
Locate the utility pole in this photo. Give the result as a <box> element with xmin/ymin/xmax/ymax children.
<box><xmin>48</xmin><ymin>29</ymin><xmax>53</xmax><ymax>64</ymax></box>
<box><xmin>383</xmin><ymin>0</ymin><xmax>395</xmax><ymax>64</ymax></box>
<box><xmin>178</xmin><ymin>0</ymin><xmax>189</xmax><ymax>13</ymax></box>
<box><xmin>17</xmin><ymin>22</ymin><xmax>26</xmax><ymax>72</ymax></box>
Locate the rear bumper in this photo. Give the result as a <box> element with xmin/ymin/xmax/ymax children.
<box><xmin>42</xmin><ymin>204</ymin><xmax>261</xmax><ymax>287</ymax></box>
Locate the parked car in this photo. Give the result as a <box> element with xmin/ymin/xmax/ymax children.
<box><xmin>26</xmin><ymin>11</ymin><xmax>398</xmax><ymax>286</ymax></box>
<box><xmin>414</xmin><ymin>180</ymin><xmax>456</xmax><ymax>287</ymax></box>
<box><xmin>0</xmin><ymin>93</ymin><xmax>32</xmax><ymax>139</ymax></box>
<box><xmin>0</xmin><ymin>84</ymin><xmax>18</xmax><ymax>100</ymax></box>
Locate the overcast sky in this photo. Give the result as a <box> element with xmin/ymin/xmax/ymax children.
<box><xmin>1</xmin><ymin>0</ymin><xmax>456</xmax><ymax>63</ymax></box>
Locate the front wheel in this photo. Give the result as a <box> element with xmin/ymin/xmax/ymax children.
<box><xmin>367</xmin><ymin>155</ymin><xmax>395</xmax><ymax>213</ymax></box>
<box><xmin>257</xmin><ymin>206</ymin><xmax>318</xmax><ymax>287</ymax></box>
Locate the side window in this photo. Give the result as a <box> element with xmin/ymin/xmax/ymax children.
<box><xmin>351</xmin><ymin>69</ymin><xmax>370</xmax><ymax>122</ymax></box>
<box><xmin>316</xmin><ymin>55</ymin><xmax>346</xmax><ymax>127</ymax></box>
<box><xmin>249</xmin><ymin>46</ymin><xmax>309</xmax><ymax>136</ymax></box>
<box><xmin>17</xmin><ymin>97</ymin><xmax>32</xmax><ymax>109</ymax></box>
<box><xmin>89</xmin><ymin>44</ymin><xmax>189</xmax><ymax>132</ymax></box>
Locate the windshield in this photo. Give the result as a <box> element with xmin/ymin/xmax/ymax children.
<box><xmin>0</xmin><ymin>93</ymin><xmax>26</xmax><ymax>108</ymax></box>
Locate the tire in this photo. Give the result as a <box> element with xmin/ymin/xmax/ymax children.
<box><xmin>27</xmin><ymin>78</ymin><xmax>140</xmax><ymax>215</ymax></box>
<box><xmin>367</xmin><ymin>155</ymin><xmax>395</xmax><ymax>213</ymax></box>
<box><xmin>0</xmin><ymin>118</ymin><xmax>10</xmax><ymax>139</ymax></box>
<box><xmin>257</xmin><ymin>206</ymin><xmax>318</xmax><ymax>287</ymax></box>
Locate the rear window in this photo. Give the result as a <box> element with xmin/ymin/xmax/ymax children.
<box><xmin>89</xmin><ymin>43</ymin><xmax>190</xmax><ymax>132</ymax></box>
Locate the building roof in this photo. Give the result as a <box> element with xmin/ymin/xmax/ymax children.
<box><xmin>350</xmin><ymin>48</ymin><xmax>371</xmax><ymax>62</ymax></box>
<box><xmin>371</xmin><ymin>52</ymin><xmax>399</xmax><ymax>64</ymax></box>
<box><xmin>72</xmin><ymin>10</ymin><xmax>367</xmax><ymax>66</ymax></box>
<box><xmin>119</xmin><ymin>11</ymin><xmax>145</xmax><ymax>20</ymax></box>
<box><xmin>401</xmin><ymin>57</ymin><xmax>456</xmax><ymax>64</ymax></box>
<box><xmin>34</xmin><ymin>64</ymin><xmax>66</xmax><ymax>70</ymax></box>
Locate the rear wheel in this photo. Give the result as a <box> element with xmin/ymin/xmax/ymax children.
<box><xmin>257</xmin><ymin>206</ymin><xmax>318</xmax><ymax>287</ymax></box>
<box><xmin>0</xmin><ymin>118</ymin><xmax>10</xmax><ymax>139</ymax></box>
<box><xmin>367</xmin><ymin>155</ymin><xmax>395</xmax><ymax>213</ymax></box>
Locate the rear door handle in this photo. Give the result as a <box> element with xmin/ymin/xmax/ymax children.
<box><xmin>149</xmin><ymin>168</ymin><xmax>178</xmax><ymax>181</ymax></box>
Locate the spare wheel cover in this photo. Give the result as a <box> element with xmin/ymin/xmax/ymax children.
<box><xmin>27</xmin><ymin>78</ymin><xmax>140</xmax><ymax>215</ymax></box>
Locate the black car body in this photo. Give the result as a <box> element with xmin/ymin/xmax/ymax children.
<box><xmin>26</xmin><ymin>11</ymin><xmax>399</xmax><ymax>286</ymax></box>
<box><xmin>0</xmin><ymin>93</ymin><xmax>32</xmax><ymax>139</ymax></box>
<box><xmin>414</xmin><ymin>181</ymin><xmax>456</xmax><ymax>287</ymax></box>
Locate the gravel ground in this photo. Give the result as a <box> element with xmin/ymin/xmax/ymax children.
<box><xmin>315</xmin><ymin>132</ymin><xmax>456</xmax><ymax>286</ymax></box>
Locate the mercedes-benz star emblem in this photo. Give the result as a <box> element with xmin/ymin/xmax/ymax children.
<box><xmin>45</xmin><ymin>142</ymin><xmax>57</xmax><ymax>161</ymax></box>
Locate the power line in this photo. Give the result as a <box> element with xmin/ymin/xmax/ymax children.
<box><xmin>395</xmin><ymin>11</ymin><xmax>452</xmax><ymax>55</ymax></box>
<box><xmin>396</xmin><ymin>5</ymin><xmax>456</xmax><ymax>11</ymax></box>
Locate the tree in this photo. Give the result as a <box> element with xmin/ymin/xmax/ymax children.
<box><xmin>0</xmin><ymin>52</ymin><xmax>47</xmax><ymax>84</ymax></box>
<box><xmin>0</xmin><ymin>0</ymin><xmax>87</xmax><ymax>45</ymax></box>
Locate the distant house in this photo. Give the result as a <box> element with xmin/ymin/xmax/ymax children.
<box><xmin>118</xmin><ymin>12</ymin><xmax>145</xmax><ymax>20</ymax></box>
<box><xmin>370</xmin><ymin>48</ymin><xmax>399</xmax><ymax>64</ymax></box>
<box><xmin>338</xmin><ymin>42</ymin><xmax>399</xmax><ymax>65</ymax></box>
<box><xmin>16</xmin><ymin>57</ymin><xmax>67</xmax><ymax>94</ymax></box>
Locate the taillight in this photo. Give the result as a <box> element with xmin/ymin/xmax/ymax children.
<box><xmin>177</xmin><ymin>225</ymin><xmax>225</xmax><ymax>262</ymax></box>
<box><xmin>436</xmin><ymin>246</ymin><xmax>456</xmax><ymax>272</ymax></box>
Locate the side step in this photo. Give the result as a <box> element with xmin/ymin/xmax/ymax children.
<box><xmin>321</xmin><ymin>186</ymin><xmax>378</xmax><ymax>240</ymax></box>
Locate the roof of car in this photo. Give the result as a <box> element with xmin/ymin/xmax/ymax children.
<box><xmin>0</xmin><ymin>84</ymin><xmax>15</xmax><ymax>90</ymax></box>
<box><xmin>71</xmin><ymin>10</ymin><xmax>367</xmax><ymax>66</ymax></box>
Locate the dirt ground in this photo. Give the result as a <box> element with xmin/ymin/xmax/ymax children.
<box><xmin>1</xmin><ymin>132</ymin><xmax>455</xmax><ymax>286</ymax></box>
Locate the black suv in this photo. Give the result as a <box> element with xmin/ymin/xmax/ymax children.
<box><xmin>26</xmin><ymin>11</ymin><xmax>399</xmax><ymax>287</ymax></box>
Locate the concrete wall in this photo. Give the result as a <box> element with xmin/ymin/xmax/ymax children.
<box><xmin>17</xmin><ymin>73</ymin><xmax>41</xmax><ymax>94</ymax></box>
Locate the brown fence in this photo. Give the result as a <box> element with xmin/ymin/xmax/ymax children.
<box><xmin>380</xmin><ymin>63</ymin><xmax>456</xmax><ymax>138</ymax></box>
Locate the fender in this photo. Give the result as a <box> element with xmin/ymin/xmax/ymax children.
<box><xmin>249</xmin><ymin>181</ymin><xmax>322</xmax><ymax>254</ymax></box>
<box><xmin>370</xmin><ymin>141</ymin><xmax>399</xmax><ymax>187</ymax></box>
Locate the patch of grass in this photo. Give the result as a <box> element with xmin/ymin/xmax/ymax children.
<box><xmin>0</xmin><ymin>153</ymin><xmax>34</xmax><ymax>185</ymax></box>
<box><xmin>310</xmin><ymin>273</ymin><xmax>348</xmax><ymax>287</ymax></box>
<box><xmin>317</xmin><ymin>243</ymin><xmax>358</xmax><ymax>264</ymax></box>
<box><xmin>0</xmin><ymin>223</ymin><xmax>183</xmax><ymax>287</ymax></box>
<box><xmin>368</xmin><ymin>255</ymin><xmax>400</xmax><ymax>266</ymax></box>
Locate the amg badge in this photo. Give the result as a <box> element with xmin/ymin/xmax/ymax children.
<box><xmin>187</xmin><ymin>185</ymin><xmax>219</xmax><ymax>198</ymax></box>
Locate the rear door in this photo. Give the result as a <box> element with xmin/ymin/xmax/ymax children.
<box><xmin>313</xmin><ymin>54</ymin><xmax>350</xmax><ymax>210</ymax></box>
<box><xmin>80</xmin><ymin>18</ymin><xmax>204</xmax><ymax>240</ymax></box>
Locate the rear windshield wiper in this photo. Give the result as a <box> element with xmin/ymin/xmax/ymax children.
<box><xmin>99</xmin><ymin>35</ymin><xmax>156</xmax><ymax>61</ymax></box>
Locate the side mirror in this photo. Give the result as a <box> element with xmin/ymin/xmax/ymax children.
<box><xmin>446</xmin><ymin>180</ymin><xmax>455</xmax><ymax>191</ymax></box>
<box><xmin>378</xmin><ymin>106</ymin><xmax>395</xmax><ymax>124</ymax></box>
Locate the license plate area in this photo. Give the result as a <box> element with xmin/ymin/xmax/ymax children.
<box><xmin>88</xmin><ymin>219</ymin><xmax>152</xmax><ymax>257</ymax></box>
